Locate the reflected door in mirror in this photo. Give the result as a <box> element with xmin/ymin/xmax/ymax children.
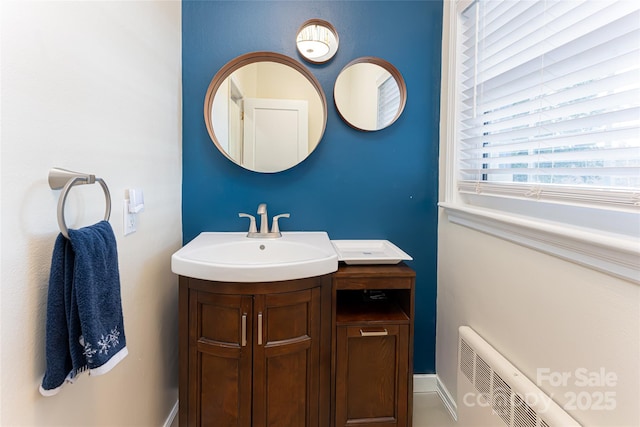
<box><xmin>243</xmin><ymin>98</ymin><xmax>308</xmax><ymax>172</ymax></box>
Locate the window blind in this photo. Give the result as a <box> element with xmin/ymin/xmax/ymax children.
<box><xmin>377</xmin><ymin>76</ymin><xmax>401</xmax><ymax>129</ymax></box>
<box><xmin>458</xmin><ymin>0</ymin><xmax>640</xmax><ymax>208</ymax></box>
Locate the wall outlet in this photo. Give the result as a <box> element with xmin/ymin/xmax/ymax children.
<box><xmin>123</xmin><ymin>200</ymin><xmax>137</xmax><ymax>236</ymax></box>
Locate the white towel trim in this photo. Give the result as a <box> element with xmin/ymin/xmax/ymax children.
<box><xmin>89</xmin><ymin>346</ymin><xmax>128</xmax><ymax>376</ymax></box>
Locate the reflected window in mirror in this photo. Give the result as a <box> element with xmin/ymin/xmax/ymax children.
<box><xmin>296</xmin><ymin>19</ymin><xmax>339</xmax><ymax>64</ymax></box>
<box><xmin>204</xmin><ymin>52</ymin><xmax>328</xmax><ymax>173</ymax></box>
<box><xmin>334</xmin><ymin>57</ymin><xmax>407</xmax><ymax>132</ymax></box>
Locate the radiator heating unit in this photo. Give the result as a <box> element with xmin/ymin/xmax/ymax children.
<box><xmin>457</xmin><ymin>326</ymin><xmax>581</xmax><ymax>427</ymax></box>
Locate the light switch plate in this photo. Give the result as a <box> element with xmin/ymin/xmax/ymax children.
<box><xmin>123</xmin><ymin>200</ymin><xmax>137</xmax><ymax>235</ymax></box>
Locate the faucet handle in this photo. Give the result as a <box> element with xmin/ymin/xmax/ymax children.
<box><xmin>271</xmin><ymin>213</ymin><xmax>290</xmax><ymax>233</ymax></box>
<box><xmin>238</xmin><ymin>213</ymin><xmax>257</xmax><ymax>233</ymax></box>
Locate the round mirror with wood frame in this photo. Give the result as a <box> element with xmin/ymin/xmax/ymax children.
<box><xmin>334</xmin><ymin>57</ymin><xmax>407</xmax><ymax>132</ymax></box>
<box><xmin>204</xmin><ymin>52</ymin><xmax>328</xmax><ymax>173</ymax></box>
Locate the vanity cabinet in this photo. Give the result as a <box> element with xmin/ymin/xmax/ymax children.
<box><xmin>178</xmin><ymin>263</ymin><xmax>415</xmax><ymax>427</ymax></box>
<box><xmin>179</xmin><ymin>275</ymin><xmax>332</xmax><ymax>427</ymax></box>
<box><xmin>332</xmin><ymin>264</ymin><xmax>415</xmax><ymax>427</ymax></box>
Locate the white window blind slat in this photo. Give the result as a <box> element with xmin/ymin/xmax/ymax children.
<box><xmin>460</xmin><ymin>127</ymin><xmax>640</xmax><ymax>156</ymax></box>
<box><xmin>464</xmin><ymin>88</ymin><xmax>640</xmax><ymax>136</ymax></box>
<box><xmin>481</xmin><ymin>0</ymin><xmax>517</xmax><ymax>23</ymax></box>
<box><xmin>460</xmin><ymin>147</ymin><xmax>640</xmax><ymax>169</ymax></box>
<box><xmin>475</xmin><ymin>11</ymin><xmax>640</xmax><ymax>91</ymax></box>
<box><xmin>463</xmin><ymin>68</ymin><xmax>640</xmax><ymax>128</ymax></box>
<box><xmin>465</xmin><ymin>46</ymin><xmax>640</xmax><ymax>112</ymax></box>
<box><xmin>461</xmin><ymin>166</ymin><xmax>638</xmax><ymax>178</ymax></box>
<box><xmin>460</xmin><ymin>107</ymin><xmax>640</xmax><ymax>146</ymax></box>
<box><xmin>480</xmin><ymin>1</ymin><xmax>540</xmax><ymax>39</ymax></box>
<box><xmin>479</xmin><ymin>1</ymin><xmax>621</xmax><ymax>68</ymax></box>
<box><xmin>470</xmin><ymin>2</ymin><xmax>637</xmax><ymax>81</ymax></box>
<box><xmin>457</xmin><ymin>0</ymin><xmax>640</xmax><ymax>208</ymax></box>
<box><xmin>456</xmin><ymin>181</ymin><xmax>640</xmax><ymax>207</ymax></box>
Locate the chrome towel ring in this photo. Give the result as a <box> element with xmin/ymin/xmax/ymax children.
<box><xmin>48</xmin><ymin>168</ymin><xmax>112</xmax><ymax>239</ymax></box>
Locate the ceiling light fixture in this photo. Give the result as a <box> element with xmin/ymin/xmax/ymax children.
<box><xmin>296</xmin><ymin>24</ymin><xmax>330</xmax><ymax>59</ymax></box>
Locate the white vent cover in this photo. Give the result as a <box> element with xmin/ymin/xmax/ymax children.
<box><xmin>457</xmin><ymin>326</ymin><xmax>581</xmax><ymax>427</ymax></box>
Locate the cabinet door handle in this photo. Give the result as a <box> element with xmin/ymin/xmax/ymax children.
<box><xmin>257</xmin><ymin>312</ymin><xmax>263</xmax><ymax>345</ymax></box>
<box><xmin>360</xmin><ymin>328</ymin><xmax>388</xmax><ymax>337</ymax></box>
<box><xmin>241</xmin><ymin>313</ymin><xmax>247</xmax><ymax>347</ymax></box>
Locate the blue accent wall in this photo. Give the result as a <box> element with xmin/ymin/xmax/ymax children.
<box><xmin>182</xmin><ymin>0</ymin><xmax>442</xmax><ymax>373</ymax></box>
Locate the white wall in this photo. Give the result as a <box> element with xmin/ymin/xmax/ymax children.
<box><xmin>436</xmin><ymin>220</ymin><xmax>640</xmax><ymax>426</ymax></box>
<box><xmin>1</xmin><ymin>1</ymin><xmax>182</xmax><ymax>425</ymax></box>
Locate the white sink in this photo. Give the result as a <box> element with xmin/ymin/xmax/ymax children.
<box><xmin>171</xmin><ymin>232</ymin><xmax>339</xmax><ymax>282</ymax></box>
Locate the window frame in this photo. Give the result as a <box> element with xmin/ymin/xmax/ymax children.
<box><xmin>439</xmin><ymin>0</ymin><xmax>640</xmax><ymax>284</ymax></box>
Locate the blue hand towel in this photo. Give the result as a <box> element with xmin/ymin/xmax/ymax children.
<box><xmin>40</xmin><ymin>220</ymin><xmax>128</xmax><ymax>396</ymax></box>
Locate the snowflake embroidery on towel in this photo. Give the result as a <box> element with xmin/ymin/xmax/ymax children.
<box><xmin>80</xmin><ymin>326</ymin><xmax>122</xmax><ymax>360</ymax></box>
<box><xmin>97</xmin><ymin>327</ymin><xmax>121</xmax><ymax>355</ymax></box>
<box><xmin>79</xmin><ymin>335</ymin><xmax>97</xmax><ymax>362</ymax></box>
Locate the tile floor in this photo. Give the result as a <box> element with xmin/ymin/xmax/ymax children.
<box><xmin>413</xmin><ymin>392</ymin><xmax>457</xmax><ymax>426</ymax></box>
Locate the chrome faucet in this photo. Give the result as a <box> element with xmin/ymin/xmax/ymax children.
<box><xmin>239</xmin><ymin>203</ymin><xmax>290</xmax><ymax>238</ymax></box>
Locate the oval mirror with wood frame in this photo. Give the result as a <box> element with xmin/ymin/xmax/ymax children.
<box><xmin>334</xmin><ymin>57</ymin><xmax>407</xmax><ymax>132</ymax></box>
<box><xmin>204</xmin><ymin>52</ymin><xmax>328</xmax><ymax>173</ymax></box>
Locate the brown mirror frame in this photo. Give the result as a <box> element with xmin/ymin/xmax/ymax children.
<box><xmin>204</xmin><ymin>51</ymin><xmax>328</xmax><ymax>172</ymax></box>
<box><xmin>334</xmin><ymin>57</ymin><xmax>407</xmax><ymax>132</ymax></box>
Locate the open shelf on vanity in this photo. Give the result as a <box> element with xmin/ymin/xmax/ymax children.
<box><xmin>333</xmin><ymin>263</ymin><xmax>414</xmax><ymax>326</ymax></box>
<box><xmin>336</xmin><ymin>289</ymin><xmax>410</xmax><ymax>325</ymax></box>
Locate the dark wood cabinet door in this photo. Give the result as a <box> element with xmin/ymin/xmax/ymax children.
<box><xmin>189</xmin><ymin>291</ymin><xmax>253</xmax><ymax>427</ymax></box>
<box><xmin>252</xmin><ymin>287</ymin><xmax>321</xmax><ymax>427</ymax></box>
<box><xmin>335</xmin><ymin>324</ymin><xmax>409</xmax><ymax>427</ymax></box>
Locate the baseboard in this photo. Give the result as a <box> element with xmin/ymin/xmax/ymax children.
<box><xmin>435</xmin><ymin>375</ymin><xmax>458</xmax><ymax>421</ymax></box>
<box><xmin>413</xmin><ymin>373</ymin><xmax>437</xmax><ymax>393</ymax></box>
<box><xmin>164</xmin><ymin>400</ymin><xmax>179</xmax><ymax>427</ymax></box>
<box><xmin>413</xmin><ymin>374</ymin><xmax>457</xmax><ymax>421</ymax></box>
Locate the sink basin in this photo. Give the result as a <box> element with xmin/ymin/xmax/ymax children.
<box><xmin>171</xmin><ymin>232</ymin><xmax>339</xmax><ymax>282</ymax></box>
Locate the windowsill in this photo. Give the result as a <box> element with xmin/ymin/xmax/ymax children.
<box><xmin>439</xmin><ymin>202</ymin><xmax>640</xmax><ymax>284</ymax></box>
